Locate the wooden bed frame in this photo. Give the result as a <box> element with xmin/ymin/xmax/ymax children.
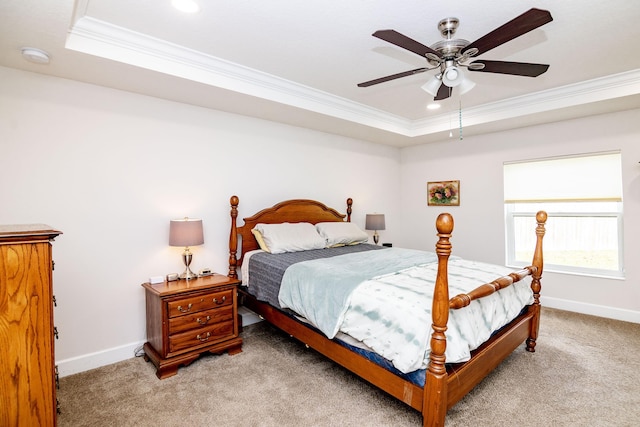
<box><xmin>227</xmin><ymin>195</ymin><xmax>546</xmax><ymax>426</ymax></box>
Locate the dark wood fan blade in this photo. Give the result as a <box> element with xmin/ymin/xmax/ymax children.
<box><xmin>468</xmin><ymin>60</ymin><xmax>549</xmax><ymax>77</ymax></box>
<box><xmin>373</xmin><ymin>29</ymin><xmax>441</xmax><ymax>58</ymax></box>
<box><xmin>461</xmin><ymin>8</ymin><xmax>553</xmax><ymax>56</ymax></box>
<box><xmin>357</xmin><ymin>67</ymin><xmax>429</xmax><ymax>87</ymax></box>
<box><xmin>434</xmin><ymin>83</ymin><xmax>452</xmax><ymax>101</ymax></box>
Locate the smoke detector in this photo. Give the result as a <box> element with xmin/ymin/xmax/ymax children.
<box><xmin>21</xmin><ymin>48</ymin><xmax>50</xmax><ymax>64</ymax></box>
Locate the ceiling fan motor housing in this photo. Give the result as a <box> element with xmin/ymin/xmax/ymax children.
<box><xmin>429</xmin><ymin>38</ymin><xmax>470</xmax><ymax>65</ymax></box>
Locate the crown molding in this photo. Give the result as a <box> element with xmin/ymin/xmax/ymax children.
<box><xmin>410</xmin><ymin>69</ymin><xmax>640</xmax><ymax>135</ymax></box>
<box><xmin>66</xmin><ymin>15</ymin><xmax>640</xmax><ymax>139</ymax></box>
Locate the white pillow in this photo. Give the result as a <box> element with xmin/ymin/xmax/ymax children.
<box><xmin>252</xmin><ymin>222</ymin><xmax>326</xmax><ymax>254</ymax></box>
<box><xmin>315</xmin><ymin>222</ymin><xmax>369</xmax><ymax>247</ymax></box>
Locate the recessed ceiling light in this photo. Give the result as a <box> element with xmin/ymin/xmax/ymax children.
<box><xmin>21</xmin><ymin>47</ymin><xmax>50</xmax><ymax>64</ymax></box>
<box><xmin>427</xmin><ymin>103</ymin><xmax>441</xmax><ymax>110</ymax></box>
<box><xmin>172</xmin><ymin>0</ymin><xmax>200</xmax><ymax>13</ymax></box>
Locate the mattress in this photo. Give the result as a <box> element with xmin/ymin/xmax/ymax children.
<box><xmin>241</xmin><ymin>244</ymin><xmax>533</xmax><ymax>380</ymax></box>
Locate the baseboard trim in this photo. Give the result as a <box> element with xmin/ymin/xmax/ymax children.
<box><xmin>541</xmin><ymin>296</ymin><xmax>640</xmax><ymax>324</ymax></box>
<box><xmin>57</xmin><ymin>300</ymin><xmax>636</xmax><ymax>377</ymax></box>
<box><xmin>57</xmin><ymin>340</ymin><xmax>145</xmax><ymax>378</ymax></box>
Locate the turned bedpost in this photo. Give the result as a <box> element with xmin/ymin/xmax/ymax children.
<box><xmin>346</xmin><ymin>198</ymin><xmax>353</xmax><ymax>222</ymax></box>
<box><xmin>526</xmin><ymin>210</ymin><xmax>547</xmax><ymax>352</ymax></box>
<box><xmin>424</xmin><ymin>213</ymin><xmax>454</xmax><ymax>427</ymax></box>
<box><xmin>228</xmin><ymin>195</ymin><xmax>239</xmax><ymax>278</ymax></box>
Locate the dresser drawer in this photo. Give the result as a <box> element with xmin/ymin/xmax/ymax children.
<box><xmin>168</xmin><ymin>305</ymin><xmax>234</xmax><ymax>335</ymax></box>
<box><xmin>166</xmin><ymin>289</ymin><xmax>233</xmax><ymax>318</ymax></box>
<box><xmin>168</xmin><ymin>320</ymin><xmax>235</xmax><ymax>355</ymax></box>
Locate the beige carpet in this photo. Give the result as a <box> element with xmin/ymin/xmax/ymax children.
<box><xmin>58</xmin><ymin>307</ymin><xmax>640</xmax><ymax>426</ymax></box>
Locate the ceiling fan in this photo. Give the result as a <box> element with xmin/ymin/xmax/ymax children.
<box><xmin>358</xmin><ymin>8</ymin><xmax>553</xmax><ymax>101</ymax></box>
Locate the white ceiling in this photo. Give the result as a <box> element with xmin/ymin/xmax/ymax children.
<box><xmin>1</xmin><ymin>0</ymin><xmax>639</xmax><ymax>147</ymax></box>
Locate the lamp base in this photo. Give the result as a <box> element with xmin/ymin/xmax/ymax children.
<box><xmin>179</xmin><ymin>268</ymin><xmax>198</xmax><ymax>280</ymax></box>
<box><xmin>180</xmin><ymin>247</ymin><xmax>198</xmax><ymax>280</ymax></box>
<box><xmin>373</xmin><ymin>231</ymin><xmax>380</xmax><ymax>245</ymax></box>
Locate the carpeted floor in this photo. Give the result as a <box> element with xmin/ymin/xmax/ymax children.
<box><xmin>57</xmin><ymin>307</ymin><xmax>640</xmax><ymax>426</ymax></box>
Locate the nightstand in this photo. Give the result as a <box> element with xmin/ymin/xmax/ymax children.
<box><xmin>141</xmin><ymin>274</ymin><xmax>243</xmax><ymax>379</ymax></box>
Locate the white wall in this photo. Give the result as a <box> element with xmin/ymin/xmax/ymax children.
<box><xmin>2</xmin><ymin>65</ymin><xmax>639</xmax><ymax>377</ymax></box>
<box><xmin>0</xmin><ymin>67</ymin><xmax>400</xmax><ymax>376</ymax></box>
<box><xmin>399</xmin><ymin>108</ymin><xmax>640</xmax><ymax>322</ymax></box>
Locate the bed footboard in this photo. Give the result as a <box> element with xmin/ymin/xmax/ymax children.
<box><xmin>424</xmin><ymin>211</ymin><xmax>546</xmax><ymax>426</ymax></box>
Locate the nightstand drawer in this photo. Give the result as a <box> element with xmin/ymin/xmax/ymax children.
<box><xmin>168</xmin><ymin>305</ymin><xmax>234</xmax><ymax>335</ymax></box>
<box><xmin>168</xmin><ymin>320</ymin><xmax>235</xmax><ymax>355</ymax></box>
<box><xmin>166</xmin><ymin>289</ymin><xmax>233</xmax><ymax>318</ymax></box>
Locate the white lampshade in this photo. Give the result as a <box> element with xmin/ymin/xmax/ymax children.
<box><xmin>421</xmin><ymin>75</ymin><xmax>442</xmax><ymax>96</ymax></box>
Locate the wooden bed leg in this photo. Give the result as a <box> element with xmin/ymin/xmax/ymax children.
<box><xmin>424</xmin><ymin>213</ymin><xmax>454</xmax><ymax>427</ymax></box>
<box><xmin>228</xmin><ymin>195</ymin><xmax>239</xmax><ymax>278</ymax></box>
<box><xmin>526</xmin><ymin>211</ymin><xmax>547</xmax><ymax>353</ymax></box>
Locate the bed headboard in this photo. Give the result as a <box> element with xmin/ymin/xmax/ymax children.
<box><xmin>228</xmin><ymin>195</ymin><xmax>352</xmax><ymax>278</ymax></box>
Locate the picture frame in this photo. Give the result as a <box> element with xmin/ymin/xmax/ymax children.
<box><xmin>427</xmin><ymin>180</ymin><xmax>460</xmax><ymax>206</ymax></box>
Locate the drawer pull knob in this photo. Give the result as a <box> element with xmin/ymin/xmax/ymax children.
<box><xmin>177</xmin><ymin>303</ymin><xmax>192</xmax><ymax>313</ymax></box>
<box><xmin>197</xmin><ymin>332</ymin><xmax>211</xmax><ymax>342</ymax></box>
<box><xmin>196</xmin><ymin>316</ymin><xmax>211</xmax><ymax>325</ymax></box>
<box><xmin>213</xmin><ymin>296</ymin><xmax>226</xmax><ymax>305</ymax></box>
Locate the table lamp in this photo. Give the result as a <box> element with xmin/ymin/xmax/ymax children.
<box><xmin>365</xmin><ymin>214</ymin><xmax>385</xmax><ymax>245</ymax></box>
<box><xmin>169</xmin><ymin>217</ymin><xmax>204</xmax><ymax>280</ymax></box>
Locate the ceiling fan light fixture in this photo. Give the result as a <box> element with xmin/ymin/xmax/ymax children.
<box><xmin>458</xmin><ymin>77</ymin><xmax>476</xmax><ymax>95</ymax></box>
<box><xmin>421</xmin><ymin>74</ymin><xmax>442</xmax><ymax>96</ymax></box>
<box><xmin>442</xmin><ymin>66</ymin><xmax>464</xmax><ymax>87</ymax></box>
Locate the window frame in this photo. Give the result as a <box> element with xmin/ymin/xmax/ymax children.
<box><xmin>505</xmin><ymin>203</ymin><xmax>625</xmax><ymax>279</ymax></box>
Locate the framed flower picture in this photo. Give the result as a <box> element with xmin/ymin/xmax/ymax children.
<box><xmin>427</xmin><ymin>180</ymin><xmax>460</xmax><ymax>206</ymax></box>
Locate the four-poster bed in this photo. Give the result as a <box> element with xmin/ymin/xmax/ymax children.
<box><xmin>227</xmin><ymin>195</ymin><xmax>546</xmax><ymax>426</ymax></box>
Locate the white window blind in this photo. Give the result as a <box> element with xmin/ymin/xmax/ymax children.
<box><xmin>504</xmin><ymin>152</ymin><xmax>622</xmax><ymax>203</ymax></box>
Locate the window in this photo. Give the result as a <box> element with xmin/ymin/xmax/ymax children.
<box><xmin>504</xmin><ymin>152</ymin><xmax>623</xmax><ymax>278</ymax></box>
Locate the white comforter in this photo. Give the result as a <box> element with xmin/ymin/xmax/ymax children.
<box><xmin>340</xmin><ymin>259</ymin><xmax>533</xmax><ymax>373</ymax></box>
<box><xmin>278</xmin><ymin>249</ymin><xmax>533</xmax><ymax>374</ymax></box>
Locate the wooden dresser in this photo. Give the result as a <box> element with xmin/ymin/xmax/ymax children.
<box><xmin>0</xmin><ymin>224</ymin><xmax>62</xmax><ymax>427</ymax></box>
<box><xmin>142</xmin><ymin>274</ymin><xmax>243</xmax><ymax>379</ymax></box>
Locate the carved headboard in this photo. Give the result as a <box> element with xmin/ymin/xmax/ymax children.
<box><xmin>228</xmin><ymin>196</ymin><xmax>352</xmax><ymax>278</ymax></box>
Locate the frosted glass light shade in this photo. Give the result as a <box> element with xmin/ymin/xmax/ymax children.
<box><xmin>442</xmin><ymin>66</ymin><xmax>464</xmax><ymax>87</ymax></box>
<box><xmin>421</xmin><ymin>75</ymin><xmax>442</xmax><ymax>96</ymax></box>
<box><xmin>458</xmin><ymin>77</ymin><xmax>476</xmax><ymax>94</ymax></box>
